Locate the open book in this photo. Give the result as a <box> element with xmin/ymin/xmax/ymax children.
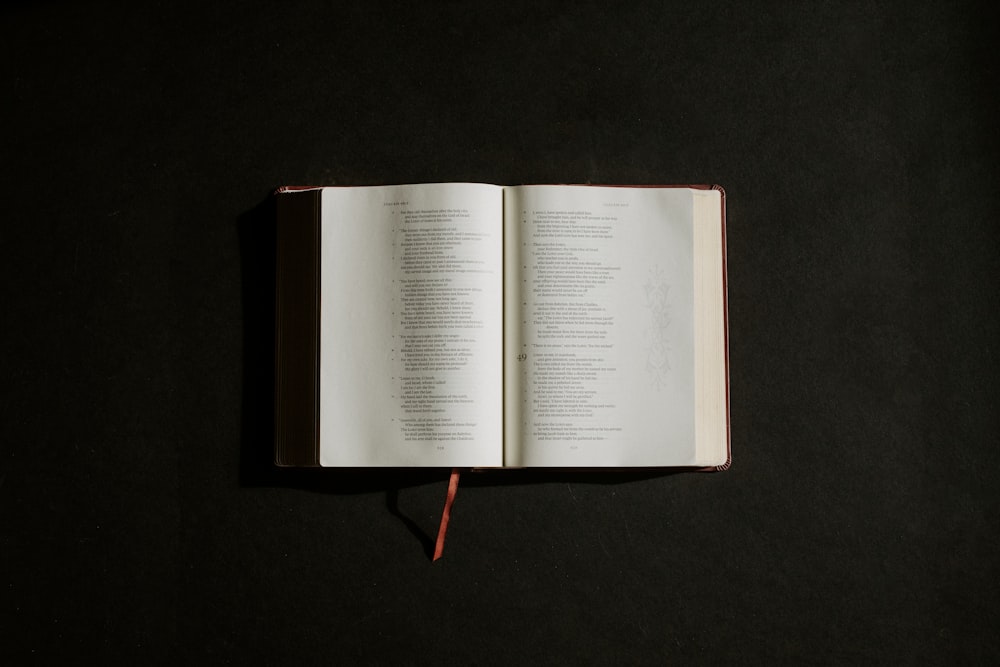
<box><xmin>275</xmin><ymin>183</ymin><xmax>729</xmax><ymax>469</ymax></box>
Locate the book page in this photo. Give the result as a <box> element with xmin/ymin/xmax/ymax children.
<box><xmin>319</xmin><ymin>184</ymin><xmax>503</xmax><ymax>466</ymax></box>
<box><xmin>506</xmin><ymin>186</ymin><xmax>698</xmax><ymax>467</ymax></box>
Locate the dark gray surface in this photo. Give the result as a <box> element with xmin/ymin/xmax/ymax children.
<box><xmin>2</xmin><ymin>1</ymin><xmax>997</xmax><ymax>663</ymax></box>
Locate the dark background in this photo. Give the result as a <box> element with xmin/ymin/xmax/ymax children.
<box><xmin>2</xmin><ymin>0</ymin><xmax>997</xmax><ymax>663</ymax></box>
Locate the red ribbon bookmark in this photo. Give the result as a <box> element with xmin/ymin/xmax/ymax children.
<box><xmin>432</xmin><ymin>468</ymin><xmax>462</xmax><ymax>561</ymax></box>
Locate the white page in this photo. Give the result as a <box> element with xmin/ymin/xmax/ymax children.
<box><xmin>508</xmin><ymin>186</ymin><xmax>697</xmax><ymax>466</ymax></box>
<box><xmin>319</xmin><ymin>184</ymin><xmax>503</xmax><ymax>466</ymax></box>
